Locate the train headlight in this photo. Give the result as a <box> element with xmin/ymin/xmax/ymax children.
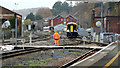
<box><xmin>67</xmin><ymin>30</ymin><xmax>69</xmax><ymax>32</ymax></box>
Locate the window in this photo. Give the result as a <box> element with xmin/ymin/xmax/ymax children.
<box><xmin>73</xmin><ymin>25</ymin><xmax>77</xmax><ymax>31</ymax></box>
<box><xmin>61</xmin><ymin>19</ymin><xmax>63</xmax><ymax>21</ymax></box>
<box><xmin>67</xmin><ymin>19</ymin><xmax>69</xmax><ymax>21</ymax></box>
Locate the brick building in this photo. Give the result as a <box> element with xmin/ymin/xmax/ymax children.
<box><xmin>65</xmin><ymin>15</ymin><xmax>77</xmax><ymax>25</ymax></box>
<box><xmin>48</xmin><ymin>15</ymin><xmax>64</xmax><ymax>26</ymax></box>
<box><xmin>0</xmin><ymin>6</ymin><xmax>22</xmax><ymax>37</ymax></box>
<box><xmin>105</xmin><ymin>16</ymin><xmax>120</xmax><ymax>34</ymax></box>
<box><xmin>92</xmin><ymin>9</ymin><xmax>120</xmax><ymax>34</ymax></box>
<box><xmin>48</xmin><ymin>15</ymin><xmax>77</xmax><ymax>26</ymax></box>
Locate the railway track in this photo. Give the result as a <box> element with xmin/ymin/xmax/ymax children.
<box><xmin>3</xmin><ymin>36</ymin><xmax>50</xmax><ymax>45</ymax></box>
<box><xmin>60</xmin><ymin>48</ymin><xmax>99</xmax><ymax>68</ymax></box>
<box><xmin>2</xmin><ymin>46</ymin><xmax>100</xmax><ymax>60</ymax></box>
<box><xmin>1</xmin><ymin>48</ymin><xmax>46</xmax><ymax>59</ymax></box>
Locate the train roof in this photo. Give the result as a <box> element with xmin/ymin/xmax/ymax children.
<box><xmin>67</xmin><ymin>22</ymin><xmax>77</xmax><ymax>25</ymax></box>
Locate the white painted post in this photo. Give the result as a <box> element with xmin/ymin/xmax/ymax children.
<box><xmin>51</xmin><ymin>20</ymin><xmax>53</xmax><ymax>26</ymax></box>
<box><xmin>29</xmin><ymin>31</ymin><xmax>32</xmax><ymax>45</ymax></box>
<box><xmin>15</xmin><ymin>18</ymin><xmax>17</xmax><ymax>47</ymax></box>
<box><xmin>2</xmin><ymin>31</ymin><xmax>5</xmax><ymax>46</ymax></box>
<box><xmin>82</xmin><ymin>36</ymin><xmax>86</xmax><ymax>45</ymax></box>
<box><xmin>83</xmin><ymin>41</ymin><xmax>85</xmax><ymax>45</ymax></box>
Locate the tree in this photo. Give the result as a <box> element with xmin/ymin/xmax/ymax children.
<box><xmin>26</xmin><ymin>12</ymin><xmax>35</xmax><ymax>21</ymax></box>
<box><xmin>51</xmin><ymin>1</ymin><xmax>72</xmax><ymax>16</ymax></box>
<box><xmin>35</xmin><ymin>8</ymin><xmax>52</xmax><ymax>18</ymax></box>
<box><xmin>53</xmin><ymin>1</ymin><xmax>62</xmax><ymax>10</ymax></box>
<box><xmin>71</xmin><ymin>3</ymin><xmax>91</xmax><ymax>28</ymax></box>
<box><xmin>35</xmin><ymin>14</ymin><xmax>43</xmax><ymax>20</ymax></box>
<box><xmin>51</xmin><ymin>1</ymin><xmax>62</xmax><ymax>16</ymax></box>
<box><xmin>24</xmin><ymin>19</ymin><xmax>33</xmax><ymax>30</ymax></box>
<box><xmin>50</xmin><ymin>9</ymin><xmax>59</xmax><ymax>16</ymax></box>
<box><xmin>62</xmin><ymin>1</ymin><xmax>69</xmax><ymax>14</ymax></box>
<box><xmin>9</xmin><ymin>17</ymin><xmax>15</xmax><ymax>29</ymax></box>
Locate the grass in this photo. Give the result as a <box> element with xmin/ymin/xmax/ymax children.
<box><xmin>46</xmin><ymin>57</ymin><xmax>53</xmax><ymax>61</ymax></box>
<box><xmin>14</xmin><ymin>63</ymin><xmax>25</xmax><ymax>66</ymax></box>
<box><xmin>28</xmin><ymin>60</ymin><xmax>36</xmax><ymax>63</ymax></box>
<box><xmin>14</xmin><ymin>59</ymin><xmax>49</xmax><ymax>66</ymax></box>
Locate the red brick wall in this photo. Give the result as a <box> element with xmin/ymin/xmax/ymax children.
<box><xmin>93</xmin><ymin>16</ymin><xmax>120</xmax><ymax>34</ymax></box>
<box><xmin>66</xmin><ymin>17</ymin><xmax>77</xmax><ymax>25</ymax></box>
<box><xmin>106</xmin><ymin>17</ymin><xmax>120</xmax><ymax>34</ymax></box>
<box><xmin>48</xmin><ymin>16</ymin><xmax>64</xmax><ymax>26</ymax></box>
<box><xmin>48</xmin><ymin>15</ymin><xmax>77</xmax><ymax>26</ymax></box>
<box><xmin>53</xmin><ymin>17</ymin><xmax>64</xmax><ymax>26</ymax></box>
<box><xmin>48</xmin><ymin>19</ymin><xmax>51</xmax><ymax>26</ymax></box>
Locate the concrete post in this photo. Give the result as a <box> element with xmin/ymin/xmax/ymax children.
<box><xmin>15</xmin><ymin>17</ymin><xmax>17</xmax><ymax>46</ymax></box>
<box><xmin>29</xmin><ymin>31</ymin><xmax>32</xmax><ymax>45</ymax></box>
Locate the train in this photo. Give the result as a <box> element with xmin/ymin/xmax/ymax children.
<box><xmin>66</xmin><ymin>22</ymin><xmax>78</xmax><ymax>38</ymax></box>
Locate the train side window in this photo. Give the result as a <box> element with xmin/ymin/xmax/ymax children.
<box><xmin>73</xmin><ymin>25</ymin><xmax>77</xmax><ymax>31</ymax></box>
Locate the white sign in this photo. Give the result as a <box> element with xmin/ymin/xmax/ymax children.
<box><xmin>28</xmin><ymin>25</ymin><xmax>31</xmax><ymax>30</ymax></box>
<box><xmin>96</xmin><ymin>21</ymin><xmax>101</xmax><ymax>27</ymax></box>
<box><xmin>82</xmin><ymin>36</ymin><xmax>87</xmax><ymax>41</ymax></box>
<box><xmin>2</xmin><ymin>20</ymin><xmax>11</xmax><ymax>29</ymax></box>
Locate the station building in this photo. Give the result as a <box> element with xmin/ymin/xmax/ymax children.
<box><xmin>65</xmin><ymin>15</ymin><xmax>77</xmax><ymax>25</ymax></box>
<box><xmin>92</xmin><ymin>9</ymin><xmax>120</xmax><ymax>34</ymax></box>
<box><xmin>48</xmin><ymin>15</ymin><xmax>77</xmax><ymax>26</ymax></box>
<box><xmin>48</xmin><ymin>15</ymin><xmax>64</xmax><ymax>26</ymax></box>
<box><xmin>0</xmin><ymin>6</ymin><xmax>22</xmax><ymax>37</ymax></box>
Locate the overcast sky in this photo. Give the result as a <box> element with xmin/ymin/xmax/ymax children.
<box><xmin>0</xmin><ymin>0</ymin><xmax>119</xmax><ymax>10</ymax></box>
<box><xmin>0</xmin><ymin>0</ymin><xmax>67</xmax><ymax>10</ymax></box>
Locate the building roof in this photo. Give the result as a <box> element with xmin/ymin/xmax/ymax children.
<box><xmin>48</xmin><ymin>15</ymin><xmax>64</xmax><ymax>20</ymax></box>
<box><xmin>0</xmin><ymin>5</ymin><xmax>22</xmax><ymax>17</ymax></box>
<box><xmin>65</xmin><ymin>15</ymin><xmax>77</xmax><ymax>20</ymax></box>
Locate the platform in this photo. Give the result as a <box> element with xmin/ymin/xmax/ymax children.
<box><xmin>70</xmin><ymin>42</ymin><xmax>118</xmax><ymax>68</ymax></box>
<box><xmin>15</xmin><ymin>45</ymin><xmax>104</xmax><ymax>49</ymax></box>
<box><xmin>88</xmin><ymin>43</ymin><xmax>120</xmax><ymax>68</ymax></box>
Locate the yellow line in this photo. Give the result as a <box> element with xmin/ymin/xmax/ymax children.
<box><xmin>103</xmin><ymin>51</ymin><xmax>120</xmax><ymax>68</ymax></box>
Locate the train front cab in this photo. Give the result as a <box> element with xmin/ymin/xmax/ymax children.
<box><xmin>67</xmin><ymin>22</ymin><xmax>78</xmax><ymax>38</ymax></box>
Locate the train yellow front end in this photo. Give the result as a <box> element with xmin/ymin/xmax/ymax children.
<box><xmin>66</xmin><ymin>22</ymin><xmax>78</xmax><ymax>38</ymax></box>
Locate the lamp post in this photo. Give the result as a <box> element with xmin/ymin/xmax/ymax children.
<box><xmin>100</xmin><ymin>1</ymin><xmax>106</xmax><ymax>33</ymax></box>
<box><xmin>15</xmin><ymin>3</ymin><xmax>18</xmax><ymax>46</ymax></box>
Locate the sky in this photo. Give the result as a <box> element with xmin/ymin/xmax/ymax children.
<box><xmin>0</xmin><ymin>0</ymin><xmax>119</xmax><ymax>10</ymax></box>
<box><xmin>0</xmin><ymin>0</ymin><xmax>67</xmax><ymax>10</ymax></box>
